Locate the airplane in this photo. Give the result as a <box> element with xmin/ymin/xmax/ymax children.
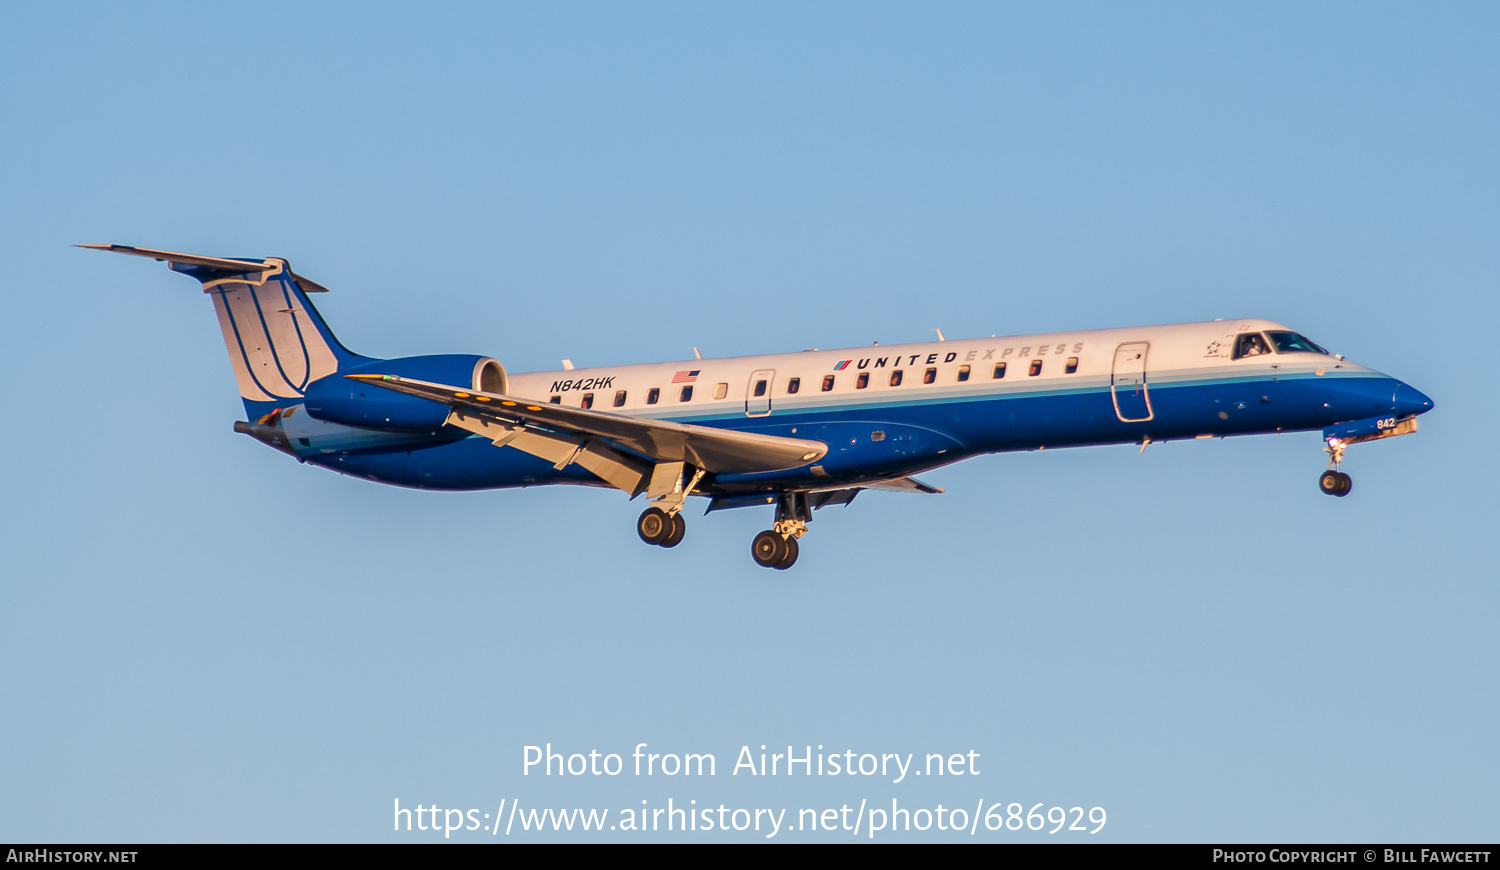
<box><xmin>84</xmin><ymin>244</ymin><xmax>1435</xmax><ymax>569</ymax></box>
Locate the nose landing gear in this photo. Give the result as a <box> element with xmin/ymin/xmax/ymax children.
<box><xmin>1318</xmin><ymin>469</ymin><xmax>1353</xmax><ymax>497</ymax></box>
<box><xmin>1319</xmin><ymin>438</ymin><xmax>1353</xmax><ymax>497</ymax></box>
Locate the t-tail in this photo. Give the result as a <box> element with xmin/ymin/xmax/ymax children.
<box><xmin>80</xmin><ymin>244</ymin><xmax>373</xmax><ymax>421</ymax></box>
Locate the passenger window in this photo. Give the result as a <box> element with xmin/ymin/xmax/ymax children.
<box><xmin>993</xmin><ymin>363</ymin><xmax>1007</xmax><ymax>379</ymax></box>
<box><xmin>1233</xmin><ymin>332</ymin><xmax>1271</xmax><ymax>359</ymax></box>
<box><xmin>549</xmin><ymin>395</ymin><xmax>561</xmax><ymax>404</ymax></box>
<box><xmin>923</xmin><ymin>367</ymin><xmax>936</xmax><ymax>384</ymax></box>
<box><xmin>821</xmin><ymin>375</ymin><xmax>835</xmax><ymax>391</ymax></box>
<box><xmin>890</xmin><ymin>370</ymin><xmax>903</xmax><ymax>387</ymax></box>
<box><xmin>1028</xmin><ymin>359</ymin><xmax>1043</xmax><ymax>376</ymax></box>
<box><xmin>714</xmin><ymin>382</ymin><xmax>728</xmax><ymax>400</ymax></box>
<box><xmin>1065</xmin><ymin>357</ymin><xmax>1078</xmax><ymax>374</ymax></box>
<box><xmin>581</xmin><ymin>393</ymin><xmax>594</xmax><ymax>409</ymax></box>
<box><xmin>679</xmin><ymin>385</ymin><xmax>693</xmax><ymax>402</ymax></box>
<box><xmin>613</xmin><ymin>390</ymin><xmax>627</xmax><ymax>407</ymax></box>
<box><xmin>957</xmin><ymin>365</ymin><xmax>970</xmax><ymax>382</ymax></box>
<box><xmin>856</xmin><ymin>372</ymin><xmax>869</xmax><ymax>389</ymax></box>
<box><xmin>647</xmin><ymin>388</ymin><xmax>660</xmax><ymax>405</ymax></box>
<box><xmin>787</xmin><ymin>377</ymin><xmax>800</xmax><ymax>394</ymax></box>
<box><xmin>753</xmin><ymin>380</ymin><xmax>767</xmax><ymax>398</ymax></box>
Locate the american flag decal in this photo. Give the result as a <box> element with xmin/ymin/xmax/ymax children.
<box><xmin>672</xmin><ymin>370</ymin><xmax>701</xmax><ymax>383</ymax></box>
<box><xmin>833</xmin><ymin>360</ymin><xmax>853</xmax><ymax>371</ymax></box>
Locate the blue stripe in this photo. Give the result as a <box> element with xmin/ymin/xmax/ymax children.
<box><xmin>302</xmin><ymin>372</ymin><xmax>1405</xmax><ymax>493</ymax></box>
<box><xmin>246</xmin><ymin>277</ymin><xmax>303</xmax><ymax>397</ymax></box>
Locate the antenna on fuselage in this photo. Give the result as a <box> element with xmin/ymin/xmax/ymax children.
<box><xmin>692</xmin><ymin>347</ymin><xmax>702</xmax><ymax>360</ymax></box>
<box><xmin>933</xmin><ymin>328</ymin><xmax>946</xmax><ymax>342</ymax></box>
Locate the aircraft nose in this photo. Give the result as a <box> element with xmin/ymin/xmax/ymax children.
<box><xmin>1393</xmin><ymin>382</ymin><xmax>1434</xmax><ymax>417</ymax></box>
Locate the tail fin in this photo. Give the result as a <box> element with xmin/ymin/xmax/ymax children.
<box><xmin>81</xmin><ymin>244</ymin><xmax>373</xmax><ymax>418</ymax></box>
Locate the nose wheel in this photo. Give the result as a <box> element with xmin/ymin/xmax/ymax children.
<box><xmin>1318</xmin><ymin>470</ymin><xmax>1352</xmax><ymax>497</ymax></box>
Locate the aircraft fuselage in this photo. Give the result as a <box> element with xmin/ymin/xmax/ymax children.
<box><xmin>280</xmin><ymin>318</ymin><xmax>1429</xmax><ymax>495</ymax></box>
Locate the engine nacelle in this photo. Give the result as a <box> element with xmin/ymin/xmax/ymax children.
<box><xmin>303</xmin><ymin>354</ymin><xmax>507</xmax><ymax>432</ymax></box>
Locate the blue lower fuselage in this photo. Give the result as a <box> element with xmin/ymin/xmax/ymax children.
<box><xmin>297</xmin><ymin>368</ymin><xmax>1429</xmax><ymax>495</ymax></box>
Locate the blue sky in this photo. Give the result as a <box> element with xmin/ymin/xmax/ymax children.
<box><xmin>1</xmin><ymin>1</ymin><xmax>1495</xmax><ymax>842</ymax></box>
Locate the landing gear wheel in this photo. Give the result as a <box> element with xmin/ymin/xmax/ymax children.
<box><xmin>773</xmin><ymin>535</ymin><xmax>799</xmax><ymax>570</ymax></box>
<box><xmin>1319</xmin><ymin>470</ymin><xmax>1353</xmax><ymax>497</ymax></box>
<box><xmin>660</xmin><ymin>513</ymin><xmax>686</xmax><ymax>548</ymax></box>
<box><xmin>751</xmin><ymin>530</ymin><xmax>786</xmax><ymax>568</ymax></box>
<box><xmin>637</xmin><ymin>507</ymin><xmax>672</xmax><ymax>545</ymax></box>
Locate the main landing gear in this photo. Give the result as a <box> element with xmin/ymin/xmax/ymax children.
<box><xmin>1319</xmin><ymin>437</ymin><xmax>1353</xmax><ymax>497</ymax></box>
<box><xmin>750</xmin><ymin>492</ymin><xmax>810</xmax><ymax>570</ymax></box>
<box><xmin>636</xmin><ymin>466</ymin><xmax>704</xmax><ymax>549</ymax></box>
<box><xmin>633</xmin><ymin>475</ymin><xmax>814</xmax><ymax>569</ymax></box>
<box><xmin>637</xmin><ymin>506</ymin><xmax>686</xmax><ymax>547</ymax></box>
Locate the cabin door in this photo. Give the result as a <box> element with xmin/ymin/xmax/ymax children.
<box><xmin>745</xmin><ymin>369</ymin><xmax>775</xmax><ymax>417</ymax></box>
<box><xmin>1111</xmin><ymin>342</ymin><xmax>1153</xmax><ymax>422</ymax></box>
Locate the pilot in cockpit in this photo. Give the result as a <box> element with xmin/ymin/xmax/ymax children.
<box><xmin>1235</xmin><ymin>332</ymin><xmax>1270</xmax><ymax>358</ymax></box>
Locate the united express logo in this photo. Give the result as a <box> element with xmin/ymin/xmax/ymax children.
<box><xmin>832</xmin><ymin>343</ymin><xmax>1086</xmax><ymax>371</ymax></box>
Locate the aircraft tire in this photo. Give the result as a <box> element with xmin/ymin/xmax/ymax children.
<box><xmin>1335</xmin><ymin>472</ymin><xmax>1353</xmax><ymax>497</ymax></box>
<box><xmin>1319</xmin><ymin>471</ymin><xmax>1342</xmax><ymax>496</ymax></box>
<box><xmin>660</xmin><ymin>513</ymin><xmax>686</xmax><ymax>548</ymax></box>
<box><xmin>773</xmin><ymin>536</ymin><xmax>799</xmax><ymax>570</ymax></box>
<box><xmin>637</xmin><ymin>507</ymin><xmax>672</xmax><ymax>545</ymax></box>
<box><xmin>751</xmin><ymin>531</ymin><xmax>785</xmax><ymax>568</ymax></box>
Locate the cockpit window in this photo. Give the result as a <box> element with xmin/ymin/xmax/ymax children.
<box><xmin>1265</xmin><ymin>331</ymin><xmax>1329</xmax><ymax>355</ymax></box>
<box><xmin>1233</xmin><ymin>332</ymin><xmax>1271</xmax><ymax>359</ymax></box>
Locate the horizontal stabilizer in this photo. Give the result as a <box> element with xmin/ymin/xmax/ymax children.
<box><xmin>78</xmin><ymin>243</ymin><xmax>332</xmax><ymax>292</ymax></box>
<box><xmin>78</xmin><ymin>243</ymin><xmax>275</xmax><ymax>275</ymax></box>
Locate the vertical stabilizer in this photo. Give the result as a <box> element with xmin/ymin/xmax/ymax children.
<box><xmin>80</xmin><ymin>244</ymin><xmax>373</xmax><ymax>418</ymax></box>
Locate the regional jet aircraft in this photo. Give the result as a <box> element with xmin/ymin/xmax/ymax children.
<box><xmin>86</xmin><ymin>245</ymin><xmax>1434</xmax><ymax>569</ymax></box>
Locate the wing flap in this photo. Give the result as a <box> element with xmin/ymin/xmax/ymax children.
<box><xmin>704</xmin><ymin>476</ymin><xmax>942</xmax><ymax>513</ymax></box>
<box><xmin>857</xmin><ymin>476</ymin><xmax>945</xmax><ymax>494</ymax></box>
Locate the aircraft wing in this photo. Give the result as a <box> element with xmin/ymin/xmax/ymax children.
<box><xmin>347</xmin><ymin>374</ymin><xmax>828</xmax><ymax>474</ymax></box>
